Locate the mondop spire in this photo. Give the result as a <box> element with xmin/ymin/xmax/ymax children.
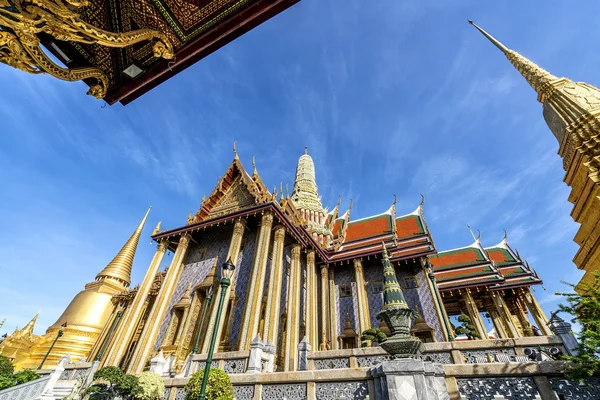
<box><xmin>96</xmin><ymin>206</ymin><xmax>151</xmax><ymax>286</ymax></box>
<box><xmin>291</xmin><ymin>147</ymin><xmax>324</xmax><ymax>212</ymax></box>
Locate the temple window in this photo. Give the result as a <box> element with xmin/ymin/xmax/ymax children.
<box><xmin>403</xmin><ymin>276</ymin><xmax>418</xmax><ymax>289</ymax></box>
<box><xmin>370</xmin><ymin>281</ymin><xmax>384</xmax><ymax>294</ymax></box>
<box><xmin>339</xmin><ymin>284</ymin><xmax>353</xmax><ymax>298</ymax></box>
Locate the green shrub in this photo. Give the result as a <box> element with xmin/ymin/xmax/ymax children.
<box><xmin>0</xmin><ymin>356</ymin><xmax>14</xmax><ymax>378</ymax></box>
<box><xmin>185</xmin><ymin>369</ymin><xmax>234</xmax><ymax>400</ymax></box>
<box><xmin>0</xmin><ymin>375</ymin><xmax>16</xmax><ymax>390</ymax></box>
<box><xmin>89</xmin><ymin>366</ymin><xmax>141</xmax><ymax>399</ymax></box>
<box><xmin>13</xmin><ymin>369</ymin><xmax>38</xmax><ymax>385</ymax></box>
<box><xmin>135</xmin><ymin>372</ymin><xmax>164</xmax><ymax>400</ymax></box>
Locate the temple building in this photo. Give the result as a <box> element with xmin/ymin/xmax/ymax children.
<box><xmin>469</xmin><ymin>21</ymin><xmax>600</xmax><ymax>292</ymax></box>
<box><xmin>0</xmin><ymin>147</ymin><xmax>553</xmax><ymax>376</ymax></box>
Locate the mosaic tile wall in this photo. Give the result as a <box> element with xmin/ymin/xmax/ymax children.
<box><xmin>154</xmin><ymin>225</ymin><xmax>233</xmax><ymax>349</ymax></box>
<box><xmin>364</xmin><ymin>261</ymin><xmax>384</xmax><ymax>329</ymax></box>
<box><xmin>394</xmin><ymin>263</ymin><xmax>444</xmax><ymax>342</ymax></box>
<box><xmin>334</xmin><ymin>266</ymin><xmax>359</xmax><ymax>337</ymax></box>
<box><xmin>229</xmin><ymin>227</ymin><xmax>258</xmax><ymax>347</ymax></box>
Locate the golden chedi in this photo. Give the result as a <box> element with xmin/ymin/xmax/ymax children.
<box><xmin>0</xmin><ymin>208</ymin><xmax>150</xmax><ymax>370</ymax></box>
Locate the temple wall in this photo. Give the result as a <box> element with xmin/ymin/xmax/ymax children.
<box><xmin>364</xmin><ymin>262</ymin><xmax>384</xmax><ymax>329</ymax></box>
<box><xmin>334</xmin><ymin>266</ymin><xmax>359</xmax><ymax>338</ymax></box>
<box><xmin>154</xmin><ymin>225</ymin><xmax>234</xmax><ymax>349</ymax></box>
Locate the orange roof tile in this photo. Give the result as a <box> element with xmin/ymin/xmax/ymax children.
<box><xmin>395</xmin><ymin>215</ymin><xmax>424</xmax><ymax>239</ymax></box>
<box><xmin>429</xmin><ymin>248</ymin><xmax>485</xmax><ymax>269</ymax></box>
<box><xmin>345</xmin><ymin>215</ymin><xmax>392</xmax><ymax>242</ymax></box>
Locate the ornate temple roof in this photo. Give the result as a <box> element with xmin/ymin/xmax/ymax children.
<box><xmin>429</xmin><ymin>235</ymin><xmax>542</xmax><ymax>291</ymax></box>
<box><xmin>42</xmin><ymin>0</ymin><xmax>300</xmax><ymax>104</ymax></box>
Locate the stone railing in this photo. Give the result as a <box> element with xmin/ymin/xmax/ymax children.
<box><xmin>0</xmin><ymin>374</ymin><xmax>51</xmax><ymax>400</ymax></box>
<box><xmin>189</xmin><ymin>350</ymin><xmax>250</xmax><ymax>375</ymax></box>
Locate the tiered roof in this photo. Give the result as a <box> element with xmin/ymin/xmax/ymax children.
<box><xmin>429</xmin><ymin>236</ymin><xmax>541</xmax><ymax>291</ymax></box>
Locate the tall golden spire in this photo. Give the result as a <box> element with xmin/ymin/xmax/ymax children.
<box><xmin>96</xmin><ymin>207</ymin><xmax>151</xmax><ymax>287</ymax></box>
<box><xmin>14</xmin><ymin>312</ymin><xmax>39</xmax><ymax>339</ymax></box>
<box><xmin>468</xmin><ymin>20</ymin><xmax>558</xmax><ymax>102</ymax></box>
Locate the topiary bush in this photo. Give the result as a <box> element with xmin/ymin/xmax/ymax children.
<box><xmin>135</xmin><ymin>372</ymin><xmax>164</xmax><ymax>400</ymax></box>
<box><xmin>88</xmin><ymin>366</ymin><xmax>141</xmax><ymax>399</ymax></box>
<box><xmin>0</xmin><ymin>355</ymin><xmax>14</xmax><ymax>378</ymax></box>
<box><xmin>184</xmin><ymin>369</ymin><xmax>233</xmax><ymax>400</ymax></box>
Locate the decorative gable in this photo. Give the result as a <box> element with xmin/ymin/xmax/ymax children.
<box><xmin>208</xmin><ymin>175</ymin><xmax>256</xmax><ymax>218</ymax></box>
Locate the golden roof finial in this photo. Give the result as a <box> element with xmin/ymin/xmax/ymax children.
<box><xmin>419</xmin><ymin>194</ymin><xmax>425</xmax><ymax>207</ymax></box>
<box><xmin>349</xmin><ymin>198</ymin><xmax>354</xmax><ymax>210</ymax></box>
<box><xmin>152</xmin><ymin>221</ymin><xmax>161</xmax><ymax>236</ymax></box>
<box><xmin>392</xmin><ymin>194</ymin><xmax>397</xmax><ymax>206</ymax></box>
<box><xmin>468</xmin><ymin>20</ymin><xmax>508</xmax><ymax>53</ymax></box>
<box><xmin>285</xmin><ymin>183</ymin><xmax>289</xmax><ymax>198</ymax></box>
<box><xmin>467</xmin><ymin>224</ymin><xmax>478</xmax><ymax>242</ymax></box>
<box><xmin>202</xmin><ymin>194</ymin><xmax>206</xmax><ymax>204</ymax></box>
<box><xmin>15</xmin><ymin>311</ymin><xmax>40</xmax><ymax>338</ymax></box>
<box><xmin>503</xmin><ymin>229</ymin><xmax>508</xmax><ymax>241</ymax></box>
<box><xmin>252</xmin><ymin>155</ymin><xmax>257</xmax><ymax>175</ymax></box>
<box><xmin>336</xmin><ymin>195</ymin><xmax>342</xmax><ymax>208</ymax></box>
<box><xmin>233</xmin><ymin>141</ymin><xmax>238</xmax><ymax>160</ymax></box>
<box><xmin>96</xmin><ymin>206</ymin><xmax>151</xmax><ymax>287</ymax></box>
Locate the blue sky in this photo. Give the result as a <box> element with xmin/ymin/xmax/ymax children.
<box><xmin>1</xmin><ymin>0</ymin><xmax>596</xmax><ymax>335</ymax></box>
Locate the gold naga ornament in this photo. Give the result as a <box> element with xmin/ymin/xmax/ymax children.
<box><xmin>0</xmin><ymin>0</ymin><xmax>174</xmax><ymax>98</ymax></box>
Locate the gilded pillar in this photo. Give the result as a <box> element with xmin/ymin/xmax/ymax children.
<box><xmin>328</xmin><ymin>266</ymin><xmax>339</xmax><ymax>350</ymax></box>
<box><xmin>128</xmin><ymin>234</ymin><xmax>191</xmax><ymax>373</ymax></box>
<box><xmin>104</xmin><ymin>240</ymin><xmax>168</xmax><ymax>367</ymax></box>
<box><xmin>514</xmin><ymin>296</ymin><xmax>534</xmax><ymax>337</ymax></box>
<box><xmin>284</xmin><ymin>244</ymin><xmax>302</xmax><ymax>371</ymax></box>
<box><xmin>263</xmin><ymin>225</ymin><xmax>286</xmax><ymax>347</ymax></box>
<box><xmin>239</xmin><ymin>212</ymin><xmax>274</xmax><ymax>349</ymax></box>
<box><xmin>201</xmin><ymin>219</ymin><xmax>246</xmax><ymax>353</ymax></box>
<box><xmin>319</xmin><ymin>265</ymin><xmax>330</xmax><ymax>350</ymax></box>
<box><xmin>461</xmin><ymin>289</ymin><xmax>487</xmax><ymax>340</ymax></box>
<box><xmin>522</xmin><ymin>288</ymin><xmax>552</xmax><ymax>336</ymax></box>
<box><xmin>485</xmin><ymin>303</ymin><xmax>508</xmax><ymax>339</ymax></box>
<box><xmin>353</xmin><ymin>259</ymin><xmax>371</xmax><ymax>336</ymax></box>
<box><xmin>306</xmin><ymin>251</ymin><xmax>319</xmax><ymax>350</ymax></box>
<box><xmin>491</xmin><ymin>291</ymin><xmax>520</xmax><ymax>338</ymax></box>
<box><xmin>420</xmin><ymin>258</ymin><xmax>452</xmax><ymax>341</ymax></box>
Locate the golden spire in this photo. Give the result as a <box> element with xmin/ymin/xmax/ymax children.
<box><xmin>14</xmin><ymin>311</ymin><xmax>39</xmax><ymax>339</ymax></box>
<box><xmin>252</xmin><ymin>155</ymin><xmax>257</xmax><ymax>175</ymax></box>
<box><xmin>96</xmin><ymin>207</ymin><xmax>151</xmax><ymax>287</ymax></box>
<box><xmin>152</xmin><ymin>221</ymin><xmax>161</xmax><ymax>236</ymax></box>
<box><xmin>233</xmin><ymin>141</ymin><xmax>239</xmax><ymax>160</ymax></box>
<box><xmin>468</xmin><ymin>20</ymin><xmax>558</xmax><ymax>102</ymax></box>
<box><xmin>291</xmin><ymin>148</ymin><xmax>323</xmax><ymax>211</ymax></box>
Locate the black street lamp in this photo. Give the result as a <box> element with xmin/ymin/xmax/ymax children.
<box><xmin>197</xmin><ymin>259</ymin><xmax>235</xmax><ymax>400</ymax></box>
<box><xmin>38</xmin><ymin>322</ymin><xmax>67</xmax><ymax>370</ymax></box>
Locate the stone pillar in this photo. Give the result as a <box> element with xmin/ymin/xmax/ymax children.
<box><xmin>263</xmin><ymin>225</ymin><xmax>286</xmax><ymax>349</ymax></box>
<box><xmin>239</xmin><ymin>212</ymin><xmax>274</xmax><ymax>350</ymax></box>
<box><xmin>305</xmin><ymin>250</ymin><xmax>319</xmax><ymax>350</ymax></box>
<box><xmin>353</xmin><ymin>259</ymin><xmax>371</xmax><ymax>337</ymax></box>
<box><xmin>371</xmin><ymin>359</ymin><xmax>449</xmax><ymax>400</ymax></box>
<box><xmin>201</xmin><ymin>219</ymin><xmax>246</xmax><ymax>353</ymax></box>
<box><xmin>284</xmin><ymin>244</ymin><xmax>302</xmax><ymax>371</ymax></box>
<box><xmin>490</xmin><ymin>292</ymin><xmax>520</xmax><ymax>338</ymax></box>
<box><xmin>523</xmin><ymin>288</ymin><xmax>552</xmax><ymax>336</ymax></box>
<box><xmin>461</xmin><ymin>289</ymin><xmax>487</xmax><ymax>340</ymax></box>
<box><xmin>549</xmin><ymin>314</ymin><xmax>579</xmax><ymax>356</ymax></box>
<box><xmin>328</xmin><ymin>266</ymin><xmax>339</xmax><ymax>350</ymax></box>
<box><xmin>298</xmin><ymin>336</ymin><xmax>311</xmax><ymax>371</ymax></box>
<box><xmin>104</xmin><ymin>240</ymin><xmax>168</xmax><ymax>367</ymax></box>
<box><xmin>319</xmin><ymin>265</ymin><xmax>330</xmax><ymax>350</ymax></box>
<box><xmin>128</xmin><ymin>234</ymin><xmax>191</xmax><ymax>373</ymax></box>
<box><xmin>246</xmin><ymin>336</ymin><xmax>265</xmax><ymax>374</ymax></box>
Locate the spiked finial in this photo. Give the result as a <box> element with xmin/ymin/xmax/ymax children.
<box><xmin>467</xmin><ymin>224</ymin><xmax>478</xmax><ymax>242</ymax></box>
<box><xmin>381</xmin><ymin>242</ymin><xmax>409</xmax><ymax>310</ymax></box>
<box><xmin>96</xmin><ymin>207</ymin><xmax>151</xmax><ymax>287</ymax></box>
<box><xmin>304</xmin><ymin>146</ymin><xmax>308</xmax><ymax>155</ymax></box>
<box><xmin>468</xmin><ymin>20</ymin><xmax>508</xmax><ymax>53</ymax></box>
<box><xmin>419</xmin><ymin>194</ymin><xmax>425</xmax><ymax>207</ymax></box>
<box><xmin>233</xmin><ymin>141</ymin><xmax>238</xmax><ymax>160</ymax></box>
<box><xmin>392</xmin><ymin>194</ymin><xmax>397</xmax><ymax>206</ymax></box>
<box><xmin>152</xmin><ymin>221</ymin><xmax>161</xmax><ymax>236</ymax></box>
<box><xmin>503</xmin><ymin>229</ymin><xmax>508</xmax><ymax>241</ymax></box>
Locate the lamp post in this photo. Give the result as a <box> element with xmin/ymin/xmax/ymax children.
<box><xmin>198</xmin><ymin>259</ymin><xmax>235</xmax><ymax>400</ymax></box>
<box><xmin>192</xmin><ymin>286</ymin><xmax>213</xmax><ymax>354</ymax></box>
<box><xmin>38</xmin><ymin>322</ymin><xmax>67</xmax><ymax>370</ymax></box>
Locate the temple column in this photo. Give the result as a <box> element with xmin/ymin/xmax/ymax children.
<box><xmin>263</xmin><ymin>225</ymin><xmax>286</xmax><ymax>348</ymax></box>
<box><xmin>284</xmin><ymin>244</ymin><xmax>302</xmax><ymax>371</ymax></box>
<box><xmin>514</xmin><ymin>296</ymin><xmax>534</xmax><ymax>337</ymax></box>
<box><xmin>104</xmin><ymin>239</ymin><xmax>168</xmax><ymax>367</ymax></box>
<box><xmin>319</xmin><ymin>265</ymin><xmax>330</xmax><ymax>350</ymax></box>
<box><xmin>490</xmin><ymin>291</ymin><xmax>520</xmax><ymax>338</ymax></box>
<box><xmin>522</xmin><ymin>288</ymin><xmax>552</xmax><ymax>336</ymax></box>
<box><xmin>305</xmin><ymin>250</ymin><xmax>319</xmax><ymax>350</ymax></box>
<box><xmin>328</xmin><ymin>266</ymin><xmax>339</xmax><ymax>350</ymax></box>
<box><xmin>485</xmin><ymin>303</ymin><xmax>508</xmax><ymax>339</ymax></box>
<box><xmin>201</xmin><ymin>219</ymin><xmax>246</xmax><ymax>353</ymax></box>
<box><xmin>128</xmin><ymin>234</ymin><xmax>191</xmax><ymax>373</ymax></box>
<box><xmin>353</xmin><ymin>259</ymin><xmax>371</xmax><ymax>336</ymax></box>
<box><xmin>420</xmin><ymin>258</ymin><xmax>453</xmax><ymax>341</ymax></box>
<box><xmin>461</xmin><ymin>289</ymin><xmax>487</xmax><ymax>340</ymax></box>
<box><xmin>239</xmin><ymin>212</ymin><xmax>274</xmax><ymax>349</ymax></box>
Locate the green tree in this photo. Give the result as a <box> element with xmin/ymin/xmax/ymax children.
<box><xmin>185</xmin><ymin>369</ymin><xmax>234</xmax><ymax>400</ymax></box>
<box><xmin>87</xmin><ymin>366</ymin><xmax>141</xmax><ymax>400</ymax></box>
<box><xmin>135</xmin><ymin>372</ymin><xmax>164</xmax><ymax>400</ymax></box>
<box><xmin>454</xmin><ymin>313</ymin><xmax>481</xmax><ymax>340</ymax></box>
<box><xmin>361</xmin><ymin>328</ymin><xmax>387</xmax><ymax>347</ymax></box>
<box><xmin>13</xmin><ymin>369</ymin><xmax>38</xmax><ymax>385</ymax></box>
<box><xmin>557</xmin><ymin>274</ymin><xmax>600</xmax><ymax>380</ymax></box>
<box><xmin>0</xmin><ymin>355</ymin><xmax>14</xmax><ymax>377</ymax></box>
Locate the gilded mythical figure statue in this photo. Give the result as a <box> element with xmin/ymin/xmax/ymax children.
<box><xmin>0</xmin><ymin>0</ymin><xmax>174</xmax><ymax>98</ymax></box>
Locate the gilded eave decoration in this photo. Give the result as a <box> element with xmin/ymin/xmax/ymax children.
<box><xmin>0</xmin><ymin>0</ymin><xmax>174</xmax><ymax>98</ymax></box>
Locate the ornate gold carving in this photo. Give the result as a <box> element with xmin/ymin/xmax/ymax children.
<box><xmin>291</xmin><ymin>243</ymin><xmax>301</xmax><ymax>259</ymax></box>
<box><xmin>0</xmin><ymin>0</ymin><xmax>174</xmax><ymax>98</ymax></box>
<box><xmin>208</xmin><ymin>175</ymin><xmax>255</xmax><ymax>218</ymax></box>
